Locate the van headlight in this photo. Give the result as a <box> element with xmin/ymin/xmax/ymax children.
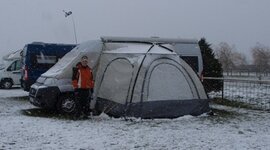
<box><xmin>44</xmin><ymin>78</ymin><xmax>56</xmax><ymax>85</ymax></box>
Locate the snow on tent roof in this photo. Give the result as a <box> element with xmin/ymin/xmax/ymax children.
<box><xmin>42</xmin><ymin>40</ymin><xmax>103</xmax><ymax>79</ymax></box>
<box><xmin>103</xmin><ymin>43</ymin><xmax>177</xmax><ymax>54</ymax></box>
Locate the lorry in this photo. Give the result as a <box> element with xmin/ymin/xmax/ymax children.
<box><xmin>0</xmin><ymin>50</ymin><xmax>22</xmax><ymax>89</ymax></box>
<box><xmin>29</xmin><ymin>37</ymin><xmax>205</xmax><ymax>116</ymax></box>
<box><xmin>21</xmin><ymin>42</ymin><xmax>76</xmax><ymax>91</ymax></box>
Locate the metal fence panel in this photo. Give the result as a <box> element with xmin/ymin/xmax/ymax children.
<box><xmin>205</xmin><ymin>77</ymin><xmax>270</xmax><ymax>110</ymax></box>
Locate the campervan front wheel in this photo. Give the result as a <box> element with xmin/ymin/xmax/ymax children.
<box><xmin>57</xmin><ymin>94</ymin><xmax>76</xmax><ymax>114</ymax></box>
<box><xmin>1</xmin><ymin>80</ymin><xmax>13</xmax><ymax>89</ymax></box>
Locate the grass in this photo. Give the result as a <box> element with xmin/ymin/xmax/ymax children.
<box><xmin>2</xmin><ymin>96</ymin><xmax>29</xmax><ymax>101</ymax></box>
<box><xmin>21</xmin><ymin>108</ymin><xmax>74</xmax><ymax>120</ymax></box>
<box><xmin>210</xmin><ymin>108</ymin><xmax>236</xmax><ymax>117</ymax></box>
<box><xmin>12</xmin><ymin>96</ymin><xmax>29</xmax><ymax>101</ymax></box>
<box><xmin>202</xmin><ymin>107</ymin><xmax>240</xmax><ymax>124</ymax></box>
<box><xmin>211</xmin><ymin>98</ymin><xmax>260</xmax><ymax>110</ymax></box>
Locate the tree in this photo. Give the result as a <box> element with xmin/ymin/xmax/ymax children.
<box><xmin>215</xmin><ymin>42</ymin><xmax>248</xmax><ymax>73</ymax></box>
<box><xmin>251</xmin><ymin>43</ymin><xmax>270</xmax><ymax>74</ymax></box>
<box><xmin>199</xmin><ymin>38</ymin><xmax>223</xmax><ymax>93</ymax></box>
<box><xmin>232</xmin><ymin>52</ymin><xmax>247</xmax><ymax>67</ymax></box>
<box><xmin>215</xmin><ymin>42</ymin><xmax>235</xmax><ymax>73</ymax></box>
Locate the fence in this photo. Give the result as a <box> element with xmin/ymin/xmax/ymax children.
<box><xmin>223</xmin><ymin>71</ymin><xmax>270</xmax><ymax>80</ymax></box>
<box><xmin>204</xmin><ymin>77</ymin><xmax>270</xmax><ymax>110</ymax></box>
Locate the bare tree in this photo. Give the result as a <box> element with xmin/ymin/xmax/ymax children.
<box><xmin>215</xmin><ymin>42</ymin><xmax>235</xmax><ymax>73</ymax></box>
<box><xmin>232</xmin><ymin>52</ymin><xmax>247</xmax><ymax>67</ymax></box>
<box><xmin>251</xmin><ymin>43</ymin><xmax>270</xmax><ymax>74</ymax></box>
<box><xmin>215</xmin><ymin>42</ymin><xmax>249</xmax><ymax>75</ymax></box>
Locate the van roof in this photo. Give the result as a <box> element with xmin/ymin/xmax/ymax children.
<box><xmin>2</xmin><ymin>49</ymin><xmax>22</xmax><ymax>60</ymax></box>
<box><xmin>28</xmin><ymin>42</ymin><xmax>76</xmax><ymax>47</ymax></box>
<box><xmin>101</xmin><ymin>36</ymin><xmax>198</xmax><ymax>44</ymax></box>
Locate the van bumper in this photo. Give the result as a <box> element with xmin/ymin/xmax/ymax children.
<box><xmin>29</xmin><ymin>84</ymin><xmax>60</xmax><ymax>109</ymax></box>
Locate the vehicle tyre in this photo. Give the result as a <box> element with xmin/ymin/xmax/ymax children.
<box><xmin>2</xmin><ymin>80</ymin><xmax>13</xmax><ymax>89</ymax></box>
<box><xmin>92</xmin><ymin>109</ymin><xmax>102</xmax><ymax>116</ymax></box>
<box><xmin>22</xmin><ymin>82</ymin><xmax>30</xmax><ymax>91</ymax></box>
<box><xmin>57</xmin><ymin>94</ymin><xmax>76</xmax><ymax>114</ymax></box>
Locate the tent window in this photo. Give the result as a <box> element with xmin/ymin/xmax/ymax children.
<box><xmin>99</xmin><ymin>59</ymin><xmax>133</xmax><ymax>104</ymax></box>
<box><xmin>147</xmin><ymin>63</ymin><xmax>193</xmax><ymax>101</ymax></box>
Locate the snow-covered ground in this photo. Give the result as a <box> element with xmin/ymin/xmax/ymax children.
<box><xmin>0</xmin><ymin>89</ymin><xmax>270</xmax><ymax>150</ymax></box>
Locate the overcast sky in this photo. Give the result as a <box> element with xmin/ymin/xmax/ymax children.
<box><xmin>0</xmin><ymin>0</ymin><xmax>269</xmax><ymax>61</ymax></box>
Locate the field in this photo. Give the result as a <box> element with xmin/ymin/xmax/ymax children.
<box><xmin>0</xmin><ymin>88</ymin><xmax>270</xmax><ymax>149</ymax></box>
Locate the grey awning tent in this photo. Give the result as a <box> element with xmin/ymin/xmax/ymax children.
<box><xmin>95</xmin><ymin>37</ymin><xmax>209</xmax><ymax>118</ymax></box>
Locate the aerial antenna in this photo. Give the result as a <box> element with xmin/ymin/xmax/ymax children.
<box><xmin>63</xmin><ymin>10</ymin><xmax>72</xmax><ymax>17</ymax></box>
<box><xmin>63</xmin><ymin>10</ymin><xmax>77</xmax><ymax>44</ymax></box>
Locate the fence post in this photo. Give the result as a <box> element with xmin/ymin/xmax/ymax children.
<box><xmin>221</xmin><ymin>79</ymin><xmax>224</xmax><ymax>99</ymax></box>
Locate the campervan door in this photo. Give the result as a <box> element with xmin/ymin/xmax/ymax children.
<box><xmin>21</xmin><ymin>43</ymin><xmax>76</xmax><ymax>91</ymax></box>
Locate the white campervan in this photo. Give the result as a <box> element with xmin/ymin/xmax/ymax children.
<box><xmin>0</xmin><ymin>50</ymin><xmax>22</xmax><ymax>89</ymax></box>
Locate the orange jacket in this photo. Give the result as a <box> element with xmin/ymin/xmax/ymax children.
<box><xmin>72</xmin><ymin>63</ymin><xmax>94</xmax><ymax>89</ymax></box>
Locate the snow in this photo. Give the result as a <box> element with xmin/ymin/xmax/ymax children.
<box><xmin>104</xmin><ymin>43</ymin><xmax>177</xmax><ymax>54</ymax></box>
<box><xmin>42</xmin><ymin>40</ymin><xmax>102</xmax><ymax>79</ymax></box>
<box><xmin>1</xmin><ymin>89</ymin><xmax>270</xmax><ymax>149</ymax></box>
<box><xmin>0</xmin><ymin>88</ymin><xmax>28</xmax><ymax>98</ymax></box>
<box><xmin>2</xmin><ymin>49</ymin><xmax>21</xmax><ymax>60</ymax></box>
<box><xmin>104</xmin><ymin>43</ymin><xmax>151</xmax><ymax>54</ymax></box>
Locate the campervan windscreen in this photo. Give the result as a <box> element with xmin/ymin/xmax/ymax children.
<box><xmin>0</xmin><ymin>64</ymin><xmax>4</xmax><ymax>70</ymax></box>
<box><xmin>1</xmin><ymin>60</ymin><xmax>11</xmax><ymax>70</ymax></box>
<box><xmin>8</xmin><ymin>60</ymin><xmax>21</xmax><ymax>71</ymax></box>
